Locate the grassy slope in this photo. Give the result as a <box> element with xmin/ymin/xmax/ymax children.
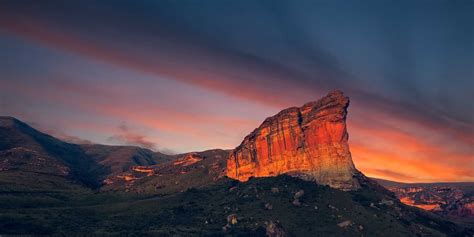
<box><xmin>81</xmin><ymin>144</ymin><xmax>174</xmax><ymax>178</ymax></box>
<box><xmin>102</xmin><ymin>149</ymin><xmax>229</xmax><ymax>195</ymax></box>
<box><xmin>1</xmin><ymin>176</ymin><xmax>472</xmax><ymax>236</ymax></box>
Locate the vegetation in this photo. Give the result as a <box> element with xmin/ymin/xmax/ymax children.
<box><xmin>1</xmin><ymin>175</ymin><xmax>472</xmax><ymax>236</ymax></box>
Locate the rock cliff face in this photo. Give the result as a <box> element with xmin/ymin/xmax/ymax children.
<box><xmin>226</xmin><ymin>91</ymin><xmax>360</xmax><ymax>190</ymax></box>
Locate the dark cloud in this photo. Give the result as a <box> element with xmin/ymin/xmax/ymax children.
<box><xmin>1</xmin><ymin>0</ymin><xmax>472</xmax><ymax>182</ymax></box>
<box><xmin>108</xmin><ymin>124</ymin><xmax>156</xmax><ymax>150</ymax></box>
<box><xmin>369</xmin><ymin>169</ymin><xmax>417</xmax><ymax>182</ymax></box>
<box><xmin>2</xmin><ymin>0</ymin><xmax>472</xmax><ymax>122</ymax></box>
<box><xmin>57</xmin><ymin>134</ymin><xmax>93</xmax><ymax>145</ymax></box>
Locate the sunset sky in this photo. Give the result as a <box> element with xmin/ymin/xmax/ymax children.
<box><xmin>0</xmin><ymin>0</ymin><xmax>472</xmax><ymax>183</ymax></box>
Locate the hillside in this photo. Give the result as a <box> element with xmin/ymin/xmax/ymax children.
<box><xmin>1</xmin><ymin>91</ymin><xmax>473</xmax><ymax>236</ymax></box>
<box><xmin>0</xmin><ymin>116</ymin><xmax>173</xmax><ymax>190</ymax></box>
<box><xmin>2</xmin><ymin>175</ymin><xmax>473</xmax><ymax>236</ymax></box>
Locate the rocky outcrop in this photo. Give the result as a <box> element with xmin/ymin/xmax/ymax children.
<box><xmin>173</xmin><ymin>153</ymin><xmax>203</xmax><ymax>166</ymax></box>
<box><xmin>226</xmin><ymin>91</ymin><xmax>360</xmax><ymax>190</ymax></box>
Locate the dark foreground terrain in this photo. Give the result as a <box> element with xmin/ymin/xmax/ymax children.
<box><xmin>1</xmin><ymin>175</ymin><xmax>473</xmax><ymax>236</ymax></box>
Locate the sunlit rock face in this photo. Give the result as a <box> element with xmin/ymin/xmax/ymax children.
<box><xmin>227</xmin><ymin>91</ymin><xmax>360</xmax><ymax>190</ymax></box>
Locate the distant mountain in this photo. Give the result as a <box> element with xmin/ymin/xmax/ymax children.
<box><xmin>0</xmin><ymin>116</ymin><xmax>173</xmax><ymax>190</ymax></box>
<box><xmin>0</xmin><ymin>116</ymin><xmax>102</xmax><ymax>189</ymax></box>
<box><xmin>81</xmin><ymin>144</ymin><xmax>174</xmax><ymax>180</ymax></box>
<box><xmin>374</xmin><ymin>178</ymin><xmax>474</xmax><ymax>222</ymax></box>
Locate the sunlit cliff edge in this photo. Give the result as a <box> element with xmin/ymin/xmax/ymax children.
<box><xmin>226</xmin><ymin>91</ymin><xmax>360</xmax><ymax>191</ymax></box>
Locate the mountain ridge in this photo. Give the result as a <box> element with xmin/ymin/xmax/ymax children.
<box><xmin>0</xmin><ymin>116</ymin><xmax>173</xmax><ymax>188</ymax></box>
<box><xmin>1</xmin><ymin>91</ymin><xmax>473</xmax><ymax>235</ymax></box>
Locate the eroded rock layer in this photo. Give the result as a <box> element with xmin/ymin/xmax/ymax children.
<box><xmin>226</xmin><ymin>91</ymin><xmax>360</xmax><ymax>190</ymax></box>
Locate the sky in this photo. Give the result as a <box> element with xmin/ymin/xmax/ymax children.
<box><xmin>0</xmin><ymin>0</ymin><xmax>473</xmax><ymax>183</ymax></box>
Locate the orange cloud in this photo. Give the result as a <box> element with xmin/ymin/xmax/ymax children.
<box><xmin>0</xmin><ymin>14</ymin><xmax>320</xmax><ymax>109</ymax></box>
<box><xmin>352</xmin><ymin>142</ymin><xmax>474</xmax><ymax>182</ymax></box>
<box><xmin>0</xmin><ymin>79</ymin><xmax>257</xmax><ymax>148</ymax></box>
<box><xmin>349</xmin><ymin>119</ymin><xmax>474</xmax><ymax>183</ymax></box>
<box><xmin>1</xmin><ymin>12</ymin><xmax>472</xmax><ymax>183</ymax></box>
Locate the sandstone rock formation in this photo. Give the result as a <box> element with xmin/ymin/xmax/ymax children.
<box><xmin>226</xmin><ymin>91</ymin><xmax>360</xmax><ymax>190</ymax></box>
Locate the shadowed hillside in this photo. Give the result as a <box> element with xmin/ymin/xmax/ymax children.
<box><xmin>1</xmin><ymin>91</ymin><xmax>473</xmax><ymax>236</ymax></box>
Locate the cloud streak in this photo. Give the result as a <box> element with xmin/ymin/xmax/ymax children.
<box><xmin>0</xmin><ymin>0</ymin><xmax>472</xmax><ymax>182</ymax></box>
